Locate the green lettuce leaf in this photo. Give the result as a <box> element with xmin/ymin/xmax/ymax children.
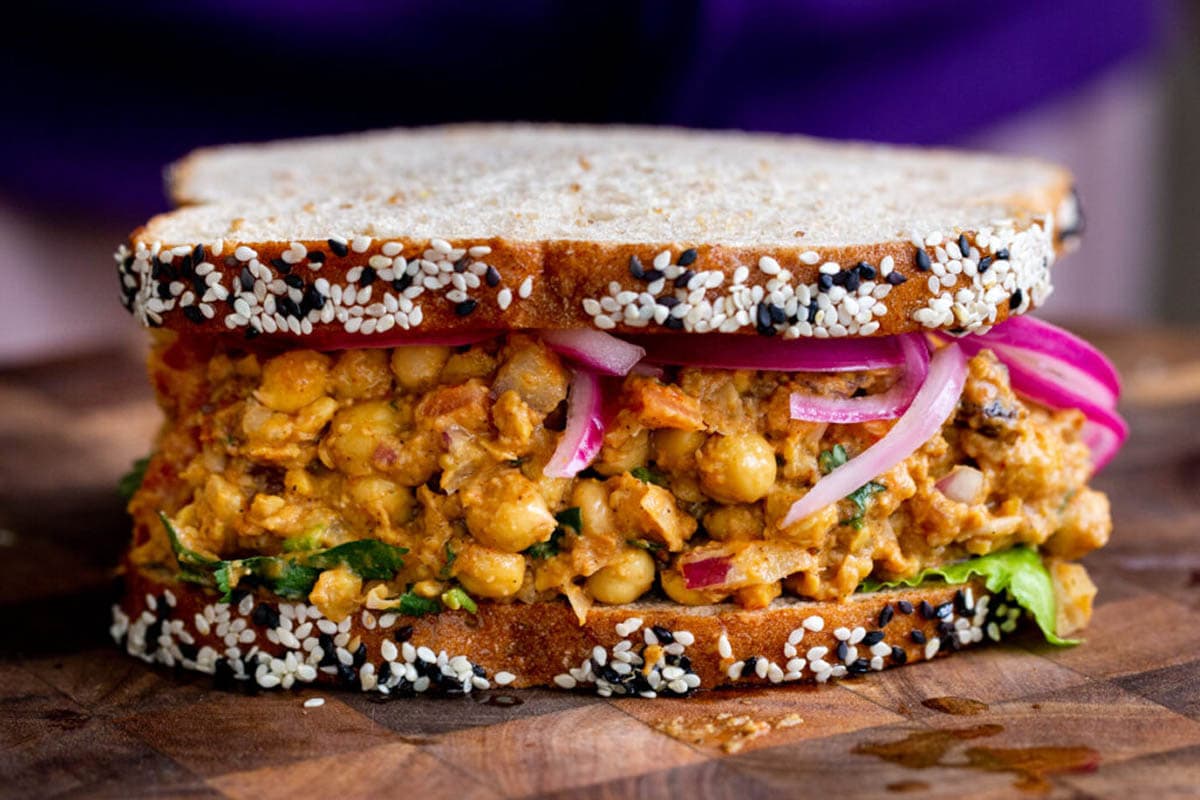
<box><xmin>859</xmin><ymin>546</ymin><xmax>1076</xmax><ymax>646</ymax></box>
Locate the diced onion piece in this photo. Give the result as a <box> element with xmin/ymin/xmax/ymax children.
<box><xmin>543</xmin><ymin>369</ymin><xmax>605</xmax><ymax>478</ymax></box>
<box><xmin>936</xmin><ymin>465</ymin><xmax>984</xmax><ymax>505</ymax></box>
<box><xmin>541</xmin><ymin>329</ymin><xmax>646</xmax><ymax>376</ymax></box>
<box><xmin>628</xmin><ymin>334</ymin><xmax>905</xmax><ymax>372</ymax></box>
<box><xmin>789</xmin><ymin>334</ymin><xmax>930</xmax><ymax>422</ymax></box>
<box><xmin>681</xmin><ymin>556</ymin><xmax>731</xmax><ymax>589</ymax></box>
<box><xmin>781</xmin><ymin>343</ymin><xmax>968</xmax><ymax>528</ymax></box>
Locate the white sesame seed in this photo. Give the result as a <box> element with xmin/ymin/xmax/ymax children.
<box><xmin>303</xmin><ymin>697</ymin><xmax>325</xmax><ymax>709</ymax></box>
<box><xmin>518</xmin><ymin>277</ymin><xmax>533</xmax><ymax>298</ymax></box>
<box><xmin>234</xmin><ymin>245</ymin><xmax>256</xmax><ymax>262</ymax></box>
<box><xmin>759</xmin><ymin>256</ymin><xmax>781</xmax><ymax>275</ymax></box>
<box><xmin>674</xmin><ymin>630</ymin><xmax>695</xmax><ymax>647</ymax></box>
<box><xmin>351</xmin><ymin>235</ymin><xmax>372</xmax><ymax>253</ymax></box>
<box><xmin>924</xmin><ymin>637</ymin><xmax>941</xmax><ymax>660</ymax></box>
<box><xmin>727</xmin><ymin>661</ymin><xmax>745</xmax><ymax>680</ymax></box>
<box><xmin>554</xmin><ymin>673</ymin><xmax>577</xmax><ymax>689</ymax></box>
<box><xmin>717</xmin><ymin>633</ymin><xmax>732</xmax><ymax>659</ymax></box>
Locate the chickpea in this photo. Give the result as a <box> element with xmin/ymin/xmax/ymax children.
<box><xmin>348</xmin><ymin>476</ymin><xmax>414</xmax><ymax>526</ymax></box>
<box><xmin>703</xmin><ymin>505</ymin><xmax>764</xmax><ymax>542</ymax></box>
<box><xmin>319</xmin><ymin>401</ymin><xmax>403</xmax><ymax>476</ymax></box>
<box><xmin>308</xmin><ymin>566</ymin><xmax>363</xmax><ymax>621</ymax></box>
<box><xmin>441</xmin><ymin>349</ymin><xmax>498</xmax><ymax>385</ymax></box>
<box><xmin>464</xmin><ymin>470</ymin><xmax>557</xmax><ymax>552</ymax></box>
<box><xmin>697</xmin><ymin>432</ymin><xmax>777</xmax><ymax>503</ymax></box>
<box><xmin>255</xmin><ymin>351</ymin><xmax>330</xmax><ymax>413</ymax></box>
<box><xmin>390</xmin><ymin>345</ymin><xmax>450</xmax><ymax>393</ymax></box>
<box><xmin>594</xmin><ymin>411</ymin><xmax>650</xmax><ymax>476</ymax></box>
<box><xmin>330</xmin><ymin>349</ymin><xmax>392</xmax><ymax>401</ymax></box>
<box><xmin>493</xmin><ymin>340</ymin><xmax>570</xmax><ymax>414</ymax></box>
<box><xmin>454</xmin><ymin>544</ymin><xmax>526</xmax><ymax>598</ymax></box>
<box><xmin>734</xmin><ymin>581</ymin><xmax>781</xmax><ymax>610</ymax></box>
<box><xmin>660</xmin><ymin>567</ymin><xmax>729</xmax><ymax>606</ymax></box>
<box><xmin>653</xmin><ymin>428</ymin><xmax>708</xmax><ymax>473</ymax></box>
<box><xmin>586</xmin><ymin>548</ymin><xmax>656</xmax><ymax>604</ymax></box>
<box><xmin>572</xmin><ymin>479</ymin><xmax>616</xmax><ymax>538</ymax></box>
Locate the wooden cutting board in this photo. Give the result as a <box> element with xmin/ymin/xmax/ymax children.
<box><xmin>2</xmin><ymin>328</ymin><xmax>1199</xmax><ymax>799</ymax></box>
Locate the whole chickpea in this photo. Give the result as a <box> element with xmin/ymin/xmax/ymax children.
<box><xmin>660</xmin><ymin>566</ymin><xmax>729</xmax><ymax>606</ymax></box>
<box><xmin>255</xmin><ymin>351</ymin><xmax>330</xmax><ymax>413</ymax></box>
<box><xmin>390</xmin><ymin>345</ymin><xmax>451</xmax><ymax>393</ymax></box>
<box><xmin>319</xmin><ymin>401</ymin><xmax>403</xmax><ymax>476</ymax></box>
<box><xmin>696</xmin><ymin>432</ymin><xmax>777</xmax><ymax>503</ymax></box>
<box><xmin>464</xmin><ymin>470</ymin><xmax>557</xmax><ymax>552</ymax></box>
<box><xmin>586</xmin><ymin>548</ymin><xmax>656</xmax><ymax>604</ymax></box>
<box><xmin>330</xmin><ymin>349</ymin><xmax>392</xmax><ymax>401</ymax></box>
<box><xmin>572</xmin><ymin>479</ymin><xmax>617</xmax><ymax>538</ymax></box>
<box><xmin>653</xmin><ymin>428</ymin><xmax>708</xmax><ymax>472</ymax></box>
<box><xmin>454</xmin><ymin>544</ymin><xmax>526</xmax><ymax>599</ymax></box>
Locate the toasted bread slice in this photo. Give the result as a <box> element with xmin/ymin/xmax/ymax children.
<box><xmin>118</xmin><ymin>124</ymin><xmax>1080</xmax><ymax>340</ymax></box>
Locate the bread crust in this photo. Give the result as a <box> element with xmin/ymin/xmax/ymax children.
<box><xmin>115</xmin><ymin>560</ymin><xmax>1005</xmax><ymax>695</ymax></box>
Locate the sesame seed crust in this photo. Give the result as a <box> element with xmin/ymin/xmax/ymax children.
<box><xmin>116</xmin><ymin>192</ymin><xmax>1077</xmax><ymax>341</ymax></box>
<box><xmin>115</xmin><ymin>561</ymin><xmax>1008</xmax><ymax>695</ymax></box>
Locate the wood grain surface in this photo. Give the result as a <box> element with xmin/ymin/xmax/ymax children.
<box><xmin>1</xmin><ymin>327</ymin><xmax>1198</xmax><ymax>799</ymax></box>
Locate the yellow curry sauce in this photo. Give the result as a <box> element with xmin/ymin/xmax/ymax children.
<box><xmin>128</xmin><ymin>332</ymin><xmax>1109</xmax><ymax>622</ymax></box>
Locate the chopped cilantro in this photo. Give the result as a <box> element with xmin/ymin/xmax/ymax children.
<box><xmin>526</xmin><ymin>529</ymin><xmax>564</xmax><ymax>560</ymax></box>
<box><xmin>281</xmin><ymin>528</ymin><xmax>324</xmax><ymax>552</ymax></box>
<box><xmin>394</xmin><ymin>592</ymin><xmax>441</xmax><ymax>616</ymax></box>
<box><xmin>118</xmin><ymin>456</ymin><xmax>152</xmax><ymax>501</ymax></box>
<box><xmin>555</xmin><ymin>507</ymin><xmax>582</xmax><ymax>532</ymax></box>
<box><xmin>843</xmin><ymin>481</ymin><xmax>886</xmax><ymax>529</ymax></box>
<box><xmin>818</xmin><ymin>444</ymin><xmax>848</xmax><ymax>475</ymax></box>
<box><xmin>441</xmin><ymin>586</ymin><xmax>478</xmax><ymax>614</ymax></box>
<box><xmin>439</xmin><ymin>541</ymin><xmax>458</xmax><ymax>580</ymax></box>
<box><xmin>631</xmin><ymin>466</ymin><xmax>668</xmax><ymax>487</ymax></box>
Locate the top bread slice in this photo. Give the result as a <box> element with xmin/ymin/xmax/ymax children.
<box><xmin>119</xmin><ymin>124</ymin><xmax>1081</xmax><ymax>341</ymax></box>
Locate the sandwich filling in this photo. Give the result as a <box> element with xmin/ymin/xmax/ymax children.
<box><xmin>128</xmin><ymin>330</ymin><xmax>1109</xmax><ymax>629</ymax></box>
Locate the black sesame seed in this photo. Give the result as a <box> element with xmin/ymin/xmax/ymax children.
<box><xmin>886</xmin><ymin>270</ymin><xmax>908</xmax><ymax>285</ymax></box>
<box><xmin>453</xmin><ymin>256</ymin><xmax>470</xmax><ymax>273</ymax></box>
<box><xmin>919</xmin><ymin>600</ymin><xmax>936</xmax><ymax>619</ymax></box>
<box><xmin>756</xmin><ymin>304</ymin><xmax>775</xmax><ymax>335</ymax></box>
<box><xmin>935</xmin><ymin>602</ymin><xmax>953</xmax><ymax>620</ymax></box>
<box><xmin>485</xmin><ymin>265</ymin><xmax>501</xmax><ymax>287</ymax></box>
<box><xmin>192</xmin><ymin>244</ymin><xmax>205</xmax><ymax>264</ymax></box>
<box><xmin>378</xmin><ymin>661</ymin><xmax>392</xmax><ymax>683</ymax></box>
<box><xmin>352</xmin><ymin>643</ymin><xmax>368</xmax><ymax>668</ymax></box>
<box><xmin>892</xmin><ymin>645</ymin><xmax>908</xmax><ymax>665</ymax></box>
<box><xmin>327</xmin><ymin>239</ymin><xmax>349</xmax><ymax>257</ymax></box>
<box><xmin>658</xmin><ymin>295</ymin><xmax>681</xmax><ymax>308</ymax></box>
<box><xmin>642</xmin><ymin>268</ymin><xmax>664</xmax><ymax>283</ymax></box>
<box><xmin>472</xmin><ymin>664</ymin><xmax>486</xmax><ymax>678</ymax></box>
<box><xmin>897</xmin><ymin>600</ymin><xmax>914</xmax><ymax>615</ymax></box>
<box><xmin>856</xmin><ymin>261</ymin><xmax>876</xmax><ymax>280</ymax></box>
<box><xmin>629</xmin><ymin>255</ymin><xmax>645</xmax><ymax>279</ymax></box>
<box><xmin>284</xmin><ymin>274</ymin><xmax>304</xmax><ymax>289</ymax></box>
<box><xmin>958</xmin><ymin>234</ymin><xmax>970</xmax><ymax>257</ymax></box>
<box><xmin>995</xmin><ymin>248</ymin><xmax>1010</xmax><ymax>260</ymax></box>
<box><xmin>244</xmin><ymin>326</ymin><xmax>260</xmax><ymax>340</ymax></box>
<box><xmin>863</xmin><ymin>630</ymin><xmax>885</xmax><ymax>646</ymax></box>
<box><xmin>150</xmin><ymin>256</ymin><xmax>164</xmax><ymax>280</ymax></box>
<box><xmin>818</xmin><ymin>273</ymin><xmax>834</xmax><ymax>292</ymax></box>
<box><xmin>1009</xmin><ymin>289</ymin><xmax>1024</xmax><ymax>310</ymax></box>
<box><xmin>278</xmin><ymin>297</ymin><xmax>302</xmax><ymax>318</ymax></box>
<box><xmin>239</xmin><ymin>266</ymin><xmax>255</xmax><ymax>292</ymax></box>
<box><xmin>844</xmin><ymin>270</ymin><xmax>861</xmax><ymax>292</ymax></box>
<box><xmin>678</xmin><ymin>656</ymin><xmax>693</xmax><ymax>672</ymax></box>
<box><xmin>831</xmin><ymin>270</ymin><xmax>849</xmax><ymax>287</ymax></box>
<box><xmin>977</xmin><ymin>256</ymin><xmax>993</xmax><ymax>273</ymax></box>
<box><xmin>178</xmin><ymin>641</ymin><xmax>199</xmax><ymax>662</ymax></box>
<box><xmin>807</xmin><ymin>302</ymin><xmax>820</xmax><ymax>323</ymax></box>
<box><xmin>302</xmin><ymin>285</ymin><xmax>326</xmax><ymax>313</ymax></box>
<box><xmin>678</xmin><ymin>248</ymin><xmax>698</xmax><ymax>266</ymax></box>
<box><xmin>224</xmin><ymin>255</ymin><xmax>239</xmax><ymax>268</ymax></box>
<box><xmin>455</xmin><ymin>299</ymin><xmax>478</xmax><ymax>316</ymax></box>
<box><xmin>954</xmin><ymin>590</ymin><xmax>971</xmax><ymax>615</ymax></box>
<box><xmin>664</xmin><ymin>316</ymin><xmax>685</xmax><ymax>330</ymax></box>
<box><xmin>878</xmin><ymin>604</ymin><xmax>895</xmax><ymax>628</ymax></box>
<box><xmin>674</xmin><ymin>270</ymin><xmax>695</xmax><ymax>290</ymax></box>
<box><xmin>156</xmin><ymin>282</ymin><xmax>172</xmax><ymax>300</ymax></box>
<box><xmin>395</xmin><ymin>625</ymin><xmax>413</xmax><ymax>642</ymax></box>
<box><xmin>182</xmin><ymin>305</ymin><xmax>204</xmax><ymax>324</ymax></box>
<box><xmin>910</xmin><ymin>630</ymin><xmax>927</xmax><ymax>645</ymax></box>
<box><xmin>336</xmin><ymin>662</ymin><xmax>358</xmax><ymax>686</ymax></box>
<box><xmin>393</xmin><ymin>274</ymin><xmax>413</xmax><ymax>292</ymax></box>
<box><xmin>179</xmin><ymin>253</ymin><xmax>193</xmax><ymax>273</ymax></box>
<box><xmin>768</xmin><ymin>304</ymin><xmax>786</xmax><ymax>324</ymax></box>
<box><xmin>836</xmin><ymin>641</ymin><xmax>849</xmax><ymax>662</ymax></box>
<box><xmin>848</xmin><ymin>658</ymin><xmax>871</xmax><ymax>675</ymax></box>
<box><xmin>652</xmin><ymin>625</ymin><xmax>674</xmax><ymax>644</ymax></box>
<box><xmin>318</xmin><ymin>634</ymin><xmax>338</xmax><ymax>666</ymax></box>
<box><xmin>270</xmin><ymin>257</ymin><xmax>290</xmax><ymax>273</ymax></box>
<box><xmin>915</xmin><ymin>249</ymin><xmax>932</xmax><ymax>271</ymax></box>
<box><xmin>360</xmin><ymin>267</ymin><xmax>377</xmax><ymax>287</ymax></box>
<box><xmin>251</xmin><ymin>603</ymin><xmax>280</xmax><ymax>629</ymax></box>
<box><xmin>308</xmin><ymin>251</ymin><xmax>326</xmax><ymax>264</ymax></box>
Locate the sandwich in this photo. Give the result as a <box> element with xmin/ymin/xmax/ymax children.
<box><xmin>111</xmin><ymin>125</ymin><xmax>1125</xmax><ymax>697</ymax></box>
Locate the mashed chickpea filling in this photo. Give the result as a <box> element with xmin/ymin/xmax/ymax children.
<box><xmin>128</xmin><ymin>331</ymin><xmax>1110</xmax><ymax>623</ymax></box>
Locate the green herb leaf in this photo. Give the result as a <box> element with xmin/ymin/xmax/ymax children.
<box><xmin>281</xmin><ymin>528</ymin><xmax>324</xmax><ymax>552</ymax></box>
<box><xmin>631</xmin><ymin>466</ymin><xmax>668</xmax><ymax>487</ymax></box>
<box><xmin>394</xmin><ymin>592</ymin><xmax>441</xmax><ymax>616</ymax></box>
<box><xmin>859</xmin><ymin>546</ymin><xmax>1076</xmax><ymax>646</ymax></box>
<box><xmin>526</xmin><ymin>528</ymin><xmax>564</xmax><ymax>560</ymax></box>
<box><xmin>843</xmin><ymin>481</ymin><xmax>886</xmax><ymax>529</ymax></box>
<box><xmin>441</xmin><ymin>586</ymin><xmax>478</xmax><ymax>614</ymax></box>
<box><xmin>159</xmin><ymin>511</ymin><xmax>219</xmax><ymax>570</ymax></box>
<box><xmin>119</xmin><ymin>456</ymin><xmax>152</xmax><ymax>501</ymax></box>
<box><xmin>305</xmin><ymin>540</ymin><xmax>408</xmax><ymax>580</ymax></box>
<box><xmin>818</xmin><ymin>444</ymin><xmax>848</xmax><ymax>475</ymax></box>
<box><xmin>555</xmin><ymin>507</ymin><xmax>582</xmax><ymax>532</ymax></box>
<box><xmin>439</xmin><ymin>541</ymin><xmax>458</xmax><ymax>580</ymax></box>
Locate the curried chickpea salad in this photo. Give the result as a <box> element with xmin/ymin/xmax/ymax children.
<box><xmin>128</xmin><ymin>332</ymin><xmax>1110</xmax><ymax>623</ymax></box>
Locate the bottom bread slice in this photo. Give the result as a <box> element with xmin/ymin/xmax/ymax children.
<box><xmin>113</xmin><ymin>562</ymin><xmax>1014</xmax><ymax>696</ymax></box>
